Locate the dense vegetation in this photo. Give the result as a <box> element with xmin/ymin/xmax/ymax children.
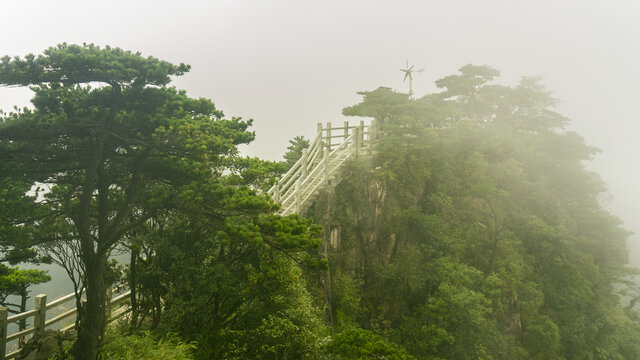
<box><xmin>307</xmin><ymin>66</ymin><xmax>640</xmax><ymax>359</ymax></box>
<box><xmin>0</xmin><ymin>44</ymin><xmax>319</xmax><ymax>359</ymax></box>
<box><xmin>0</xmin><ymin>45</ymin><xmax>638</xmax><ymax>359</ymax></box>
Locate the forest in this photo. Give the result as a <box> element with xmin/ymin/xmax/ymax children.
<box><xmin>0</xmin><ymin>44</ymin><xmax>639</xmax><ymax>359</ymax></box>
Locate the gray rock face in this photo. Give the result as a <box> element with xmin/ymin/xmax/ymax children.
<box><xmin>17</xmin><ymin>329</ymin><xmax>74</xmax><ymax>360</ymax></box>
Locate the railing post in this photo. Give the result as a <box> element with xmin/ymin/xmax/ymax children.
<box><xmin>317</xmin><ymin>122</ymin><xmax>323</xmax><ymax>137</ymax></box>
<box><xmin>370</xmin><ymin>119</ymin><xmax>376</xmax><ymax>141</ymax></box>
<box><xmin>326</xmin><ymin>122</ymin><xmax>332</xmax><ymax>151</ymax></box>
<box><xmin>353</xmin><ymin>127</ymin><xmax>360</xmax><ymax>158</ymax></box>
<box><xmin>34</xmin><ymin>294</ymin><xmax>47</xmax><ymax>337</ymax></box>
<box><xmin>323</xmin><ymin>148</ymin><xmax>329</xmax><ymax>184</ymax></box>
<box><xmin>301</xmin><ymin>148</ymin><xmax>308</xmax><ymax>178</ymax></box>
<box><xmin>295</xmin><ymin>178</ymin><xmax>301</xmax><ymax>213</ymax></box>
<box><xmin>107</xmin><ymin>286</ymin><xmax>113</xmax><ymax>319</ymax></box>
<box><xmin>274</xmin><ymin>178</ymin><xmax>280</xmax><ymax>204</ymax></box>
<box><xmin>367</xmin><ymin>120</ymin><xmax>375</xmax><ymax>155</ymax></box>
<box><xmin>0</xmin><ymin>307</ymin><xmax>7</xmax><ymax>360</ymax></box>
<box><xmin>343</xmin><ymin>121</ymin><xmax>349</xmax><ymax>142</ymax></box>
<box><xmin>360</xmin><ymin>120</ymin><xmax>365</xmax><ymax>144</ymax></box>
<box><xmin>81</xmin><ymin>298</ymin><xmax>87</xmax><ymax>324</ymax></box>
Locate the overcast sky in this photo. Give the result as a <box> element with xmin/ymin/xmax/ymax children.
<box><xmin>2</xmin><ymin>0</ymin><xmax>639</xmax><ymax>264</ymax></box>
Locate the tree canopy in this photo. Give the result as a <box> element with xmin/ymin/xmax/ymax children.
<box><xmin>2</xmin><ymin>50</ymin><xmax>639</xmax><ymax>360</ymax></box>
<box><xmin>282</xmin><ymin>135</ymin><xmax>311</xmax><ymax>170</ymax></box>
<box><xmin>308</xmin><ymin>64</ymin><xmax>640</xmax><ymax>359</ymax></box>
<box><xmin>0</xmin><ymin>43</ymin><xmax>319</xmax><ymax>359</ymax></box>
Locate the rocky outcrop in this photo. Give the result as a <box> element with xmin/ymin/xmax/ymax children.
<box><xmin>17</xmin><ymin>329</ymin><xmax>74</xmax><ymax>360</ymax></box>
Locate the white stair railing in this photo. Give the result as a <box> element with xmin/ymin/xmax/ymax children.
<box><xmin>0</xmin><ymin>288</ymin><xmax>130</xmax><ymax>359</ymax></box>
<box><xmin>268</xmin><ymin>120</ymin><xmax>376</xmax><ymax>216</ymax></box>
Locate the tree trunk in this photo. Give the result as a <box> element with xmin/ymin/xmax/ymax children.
<box><xmin>73</xmin><ymin>255</ymin><xmax>108</xmax><ymax>360</ymax></box>
<box><xmin>18</xmin><ymin>288</ymin><xmax>27</xmax><ymax>348</ymax></box>
<box><xmin>130</xmin><ymin>247</ymin><xmax>138</xmax><ymax>330</ymax></box>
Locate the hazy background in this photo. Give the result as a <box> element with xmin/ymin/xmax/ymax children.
<box><xmin>1</xmin><ymin>0</ymin><xmax>639</xmax><ymax>273</ymax></box>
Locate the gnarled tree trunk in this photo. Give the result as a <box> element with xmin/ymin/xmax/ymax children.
<box><xmin>73</xmin><ymin>255</ymin><xmax>108</xmax><ymax>360</ymax></box>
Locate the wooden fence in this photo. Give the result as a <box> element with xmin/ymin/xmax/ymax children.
<box><xmin>0</xmin><ymin>289</ymin><xmax>130</xmax><ymax>359</ymax></box>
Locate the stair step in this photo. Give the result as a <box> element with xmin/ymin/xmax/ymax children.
<box><xmin>274</xmin><ymin>130</ymin><xmax>373</xmax><ymax>216</ymax></box>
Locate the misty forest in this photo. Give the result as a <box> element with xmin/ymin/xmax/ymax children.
<box><xmin>1</xmin><ymin>44</ymin><xmax>639</xmax><ymax>360</ymax></box>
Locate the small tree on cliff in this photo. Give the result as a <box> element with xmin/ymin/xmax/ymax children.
<box><xmin>0</xmin><ymin>43</ymin><xmax>256</xmax><ymax>358</ymax></box>
<box><xmin>282</xmin><ymin>135</ymin><xmax>310</xmax><ymax>170</ymax></box>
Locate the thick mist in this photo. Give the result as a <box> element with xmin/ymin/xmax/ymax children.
<box><xmin>1</xmin><ymin>0</ymin><xmax>638</xmax><ymax>266</ymax></box>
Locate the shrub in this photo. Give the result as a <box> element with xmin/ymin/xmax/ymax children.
<box><xmin>97</xmin><ymin>329</ymin><xmax>195</xmax><ymax>360</ymax></box>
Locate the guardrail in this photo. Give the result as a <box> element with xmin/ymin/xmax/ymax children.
<box><xmin>268</xmin><ymin>120</ymin><xmax>377</xmax><ymax>215</ymax></box>
<box><xmin>0</xmin><ymin>288</ymin><xmax>130</xmax><ymax>359</ymax></box>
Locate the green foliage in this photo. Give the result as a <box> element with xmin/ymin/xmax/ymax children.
<box><xmin>131</xmin><ymin>211</ymin><xmax>325</xmax><ymax>360</ymax></box>
<box><xmin>0</xmin><ymin>266</ymin><xmax>50</xmax><ymax>295</ymax></box>
<box><xmin>435</xmin><ymin>64</ymin><xmax>500</xmax><ymax>99</ymax></box>
<box><xmin>0</xmin><ymin>43</ymin><xmax>189</xmax><ymax>87</ymax></box>
<box><xmin>325</xmin><ymin>327</ymin><xmax>415</xmax><ymax>360</ymax></box>
<box><xmin>4</xmin><ymin>47</ymin><xmax>638</xmax><ymax>360</ymax></box>
<box><xmin>342</xmin><ymin>87</ymin><xmax>411</xmax><ymax>123</ymax></box>
<box><xmin>97</xmin><ymin>329</ymin><xmax>195</xmax><ymax>360</ymax></box>
<box><xmin>226</xmin><ymin>156</ymin><xmax>285</xmax><ymax>191</ymax></box>
<box><xmin>0</xmin><ymin>43</ymin><xmax>259</xmax><ymax>358</ymax></box>
<box><xmin>0</xmin><ymin>167</ymin><xmax>48</xmax><ymax>264</ymax></box>
<box><xmin>308</xmin><ymin>64</ymin><xmax>640</xmax><ymax>359</ymax></box>
<box><xmin>0</xmin><ymin>265</ymin><xmax>50</xmax><ymax>310</ymax></box>
<box><xmin>282</xmin><ymin>135</ymin><xmax>310</xmax><ymax>170</ymax></box>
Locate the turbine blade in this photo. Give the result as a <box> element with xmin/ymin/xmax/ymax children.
<box><xmin>403</xmin><ymin>73</ymin><xmax>410</xmax><ymax>81</ymax></box>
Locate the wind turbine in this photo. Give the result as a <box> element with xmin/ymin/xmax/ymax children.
<box><xmin>400</xmin><ymin>59</ymin><xmax>424</xmax><ymax>99</ymax></box>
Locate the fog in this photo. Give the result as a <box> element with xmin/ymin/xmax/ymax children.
<box><xmin>1</xmin><ymin>0</ymin><xmax>639</xmax><ymax>265</ymax></box>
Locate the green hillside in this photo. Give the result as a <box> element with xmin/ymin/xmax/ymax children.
<box><xmin>306</xmin><ymin>66</ymin><xmax>640</xmax><ymax>359</ymax></box>
<box><xmin>1</xmin><ymin>45</ymin><xmax>638</xmax><ymax>359</ymax></box>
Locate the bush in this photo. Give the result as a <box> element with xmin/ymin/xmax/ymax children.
<box><xmin>97</xmin><ymin>329</ymin><xmax>195</xmax><ymax>360</ymax></box>
<box><xmin>324</xmin><ymin>327</ymin><xmax>415</xmax><ymax>360</ymax></box>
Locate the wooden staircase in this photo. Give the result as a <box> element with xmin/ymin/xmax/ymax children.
<box><xmin>268</xmin><ymin>120</ymin><xmax>377</xmax><ymax>216</ymax></box>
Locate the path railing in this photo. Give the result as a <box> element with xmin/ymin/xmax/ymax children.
<box><xmin>0</xmin><ymin>289</ymin><xmax>130</xmax><ymax>359</ymax></box>
<box><xmin>268</xmin><ymin>120</ymin><xmax>377</xmax><ymax>215</ymax></box>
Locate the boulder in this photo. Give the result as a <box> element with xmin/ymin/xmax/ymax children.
<box><xmin>16</xmin><ymin>329</ymin><xmax>72</xmax><ymax>360</ymax></box>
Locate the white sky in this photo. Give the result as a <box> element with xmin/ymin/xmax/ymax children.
<box><xmin>1</xmin><ymin>0</ymin><xmax>639</xmax><ymax>264</ymax></box>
